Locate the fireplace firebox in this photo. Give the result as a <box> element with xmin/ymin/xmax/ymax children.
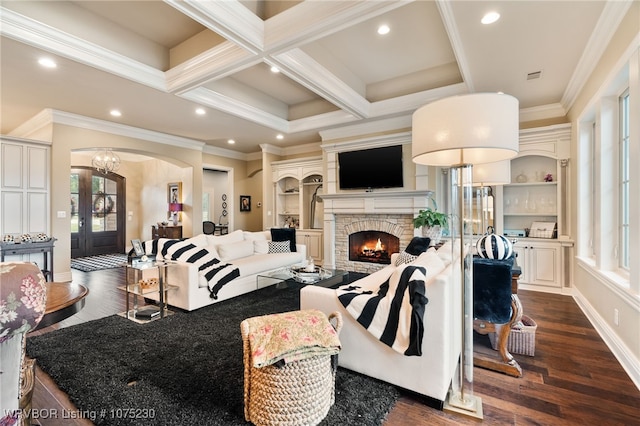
<box><xmin>348</xmin><ymin>231</ymin><xmax>400</xmax><ymax>264</ymax></box>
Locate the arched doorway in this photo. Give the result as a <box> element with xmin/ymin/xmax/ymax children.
<box><xmin>70</xmin><ymin>166</ymin><xmax>126</xmax><ymax>258</ymax></box>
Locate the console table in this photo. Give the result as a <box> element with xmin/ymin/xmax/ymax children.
<box><xmin>152</xmin><ymin>225</ymin><xmax>182</xmax><ymax>239</ymax></box>
<box><xmin>0</xmin><ymin>239</ymin><xmax>57</xmax><ymax>281</ymax></box>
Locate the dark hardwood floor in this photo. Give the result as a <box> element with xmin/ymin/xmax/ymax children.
<box><xmin>28</xmin><ymin>267</ymin><xmax>640</xmax><ymax>425</ymax></box>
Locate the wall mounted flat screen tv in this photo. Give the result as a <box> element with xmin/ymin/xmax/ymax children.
<box><xmin>338</xmin><ymin>145</ymin><xmax>404</xmax><ymax>190</ymax></box>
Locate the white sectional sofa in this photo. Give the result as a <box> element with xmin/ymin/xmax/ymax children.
<box><xmin>300</xmin><ymin>242</ymin><xmax>462</xmax><ymax>408</ymax></box>
<box><xmin>145</xmin><ymin>230</ymin><xmax>306</xmax><ymax>311</ymax></box>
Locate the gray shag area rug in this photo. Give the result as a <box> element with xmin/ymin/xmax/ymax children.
<box><xmin>27</xmin><ymin>273</ymin><xmax>399</xmax><ymax>425</ymax></box>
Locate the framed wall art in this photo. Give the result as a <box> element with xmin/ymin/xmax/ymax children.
<box><xmin>240</xmin><ymin>195</ymin><xmax>251</xmax><ymax>212</ymax></box>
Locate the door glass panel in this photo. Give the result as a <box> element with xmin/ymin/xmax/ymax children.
<box><xmin>70</xmin><ymin>174</ymin><xmax>79</xmax><ymax>232</ymax></box>
<box><xmin>106</xmin><ymin>213</ymin><xmax>117</xmax><ymax>231</ymax></box>
<box><xmin>91</xmin><ymin>176</ymin><xmax>118</xmax><ymax>233</ymax></box>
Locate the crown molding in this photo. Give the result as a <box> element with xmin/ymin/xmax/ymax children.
<box><xmin>180</xmin><ymin>87</ymin><xmax>290</xmax><ymax>132</ymax></box>
<box><xmin>369</xmin><ymin>82</ymin><xmax>468</xmax><ymax>117</ymax></box>
<box><xmin>0</xmin><ymin>7</ymin><xmax>166</xmax><ymax>91</ymax></box>
<box><xmin>202</xmin><ymin>143</ymin><xmax>249</xmax><ymax>161</ymax></box>
<box><xmin>0</xmin><ymin>134</ymin><xmax>52</xmax><ymax>146</ymax></box>
<box><xmin>165</xmin><ymin>0</ymin><xmax>264</xmax><ymax>54</ymax></box>
<box><xmin>321</xmin><ymin>131</ymin><xmax>412</xmax><ymax>153</ymax></box>
<box><xmin>319</xmin><ymin>116</ymin><xmax>412</xmax><ymax>142</ymax></box>
<box><xmin>7</xmin><ymin>109</ymin><xmax>54</xmax><ymax>140</ymax></box>
<box><xmin>520</xmin><ymin>103</ymin><xmax>567</xmax><ymax>122</ymax></box>
<box><xmin>561</xmin><ymin>0</ymin><xmax>635</xmax><ymax>111</ymax></box>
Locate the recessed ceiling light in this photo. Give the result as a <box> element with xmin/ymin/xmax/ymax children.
<box><xmin>195</xmin><ymin>108</ymin><xmax>206</xmax><ymax>115</ymax></box>
<box><xmin>110</xmin><ymin>110</ymin><xmax>122</xmax><ymax>117</ymax></box>
<box><xmin>481</xmin><ymin>12</ymin><xmax>500</xmax><ymax>25</ymax></box>
<box><xmin>377</xmin><ymin>25</ymin><xmax>390</xmax><ymax>35</ymax></box>
<box><xmin>276</xmin><ymin>134</ymin><xmax>284</xmax><ymax>140</ymax></box>
<box><xmin>38</xmin><ymin>57</ymin><xmax>57</xmax><ymax>69</ymax></box>
<box><xmin>270</xmin><ymin>66</ymin><xmax>280</xmax><ymax>73</ymax></box>
<box><xmin>228</xmin><ymin>139</ymin><xmax>235</xmax><ymax>144</ymax></box>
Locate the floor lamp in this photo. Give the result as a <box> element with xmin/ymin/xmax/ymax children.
<box><xmin>472</xmin><ymin>160</ymin><xmax>512</xmax><ymax>235</ymax></box>
<box><xmin>412</xmin><ymin>93</ymin><xmax>519</xmax><ymax>419</ymax></box>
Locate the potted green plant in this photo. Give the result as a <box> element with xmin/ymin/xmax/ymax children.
<box><xmin>413</xmin><ymin>199</ymin><xmax>448</xmax><ymax>244</ymax></box>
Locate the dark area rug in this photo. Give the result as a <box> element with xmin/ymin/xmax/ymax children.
<box><xmin>27</xmin><ymin>273</ymin><xmax>400</xmax><ymax>425</ymax></box>
<box><xmin>70</xmin><ymin>253</ymin><xmax>128</xmax><ymax>272</ymax></box>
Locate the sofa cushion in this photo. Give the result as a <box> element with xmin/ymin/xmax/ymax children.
<box><xmin>184</xmin><ymin>234</ymin><xmax>209</xmax><ymax>247</ymax></box>
<box><xmin>253</xmin><ymin>240</ymin><xmax>269</xmax><ymax>254</ymax></box>
<box><xmin>270</xmin><ymin>228</ymin><xmax>296</xmax><ymax>252</ymax></box>
<box><xmin>413</xmin><ymin>250</ymin><xmax>446</xmax><ymax>283</ymax></box>
<box><xmin>217</xmin><ymin>240</ymin><xmax>254</xmax><ymax>261</ymax></box>
<box><xmin>233</xmin><ymin>252</ymin><xmax>305</xmax><ymax>276</ymax></box>
<box><xmin>207</xmin><ymin>229</ymin><xmax>244</xmax><ymax>246</ymax></box>
<box><xmin>405</xmin><ymin>237</ymin><xmax>431</xmax><ymax>255</ymax></box>
<box><xmin>268</xmin><ymin>240</ymin><xmax>291</xmax><ymax>253</ymax></box>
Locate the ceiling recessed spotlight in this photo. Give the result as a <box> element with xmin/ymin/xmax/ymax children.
<box><xmin>227</xmin><ymin>139</ymin><xmax>235</xmax><ymax>144</ymax></box>
<box><xmin>481</xmin><ymin>12</ymin><xmax>500</xmax><ymax>25</ymax></box>
<box><xmin>195</xmin><ymin>108</ymin><xmax>206</xmax><ymax>115</ymax></box>
<box><xmin>377</xmin><ymin>25</ymin><xmax>390</xmax><ymax>35</ymax></box>
<box><xmin>270</xmin><ymin>66</ymin><xmax>280</xmax><ymax>73</ymax></box>
<box><xmin>38</xmin><ymin>57</ymin><xmax>57</xmax><ymax>69</ymax></box>
<box><xmin>110</xmin><ymin>110</ymin><xmax>122</xmax><ymax>117</ymax></box>
<box><xmin>276</xmin><ymin>134</ymin><xmax>284</xmax><ymax>140</ymax></box>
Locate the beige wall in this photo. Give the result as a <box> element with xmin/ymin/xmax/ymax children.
<box><xmin>51</xmin><ymin>124</ymin><xmax>203</xmax><ymax>279</ymax></box>
<box><xmin>566</xmin><ymin>3</ymin><xmax>640</xmax><ymax>379</ymax></box>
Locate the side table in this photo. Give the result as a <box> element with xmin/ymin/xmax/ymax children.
<box><xmin>0</xmin><ymin>239</ymin><xmax>57</xmax><ymax>281</ymax></box>
<box><xmin>120</xmin><ymin>260</ymin><xmax>177</xmax><ymax>323</ymax></box>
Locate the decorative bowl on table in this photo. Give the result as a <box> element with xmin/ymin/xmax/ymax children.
<box><xmin>291</xmin><ymin>266</ymin><xmax>325</xmax><ymax>283</ymax></box>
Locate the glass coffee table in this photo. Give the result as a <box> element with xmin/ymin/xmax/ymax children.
<box><xmin>257</xmin><ymin>267</ymin><xmax>348</xmax><ymax>289</ymax></box>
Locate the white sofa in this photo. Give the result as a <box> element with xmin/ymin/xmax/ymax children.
<box><xmin>300</xmin><ymin>242</ymin><xmax>462</xmax><ymax>408</ymax></box>
<box><xmin>145</xmin><ymin>230</ymin><xmax>306</xmax><ymax>311</ymax></box>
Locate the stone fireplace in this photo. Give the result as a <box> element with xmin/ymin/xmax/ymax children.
<box><xmin>349</xmin><ymin>230</ymin><xmax>399</xmax><ymax>264</ymax></box>
<box><xmin>320</xmin><ymin>190</ymin><xmax>433</xmax><ymax>274</ymax></box>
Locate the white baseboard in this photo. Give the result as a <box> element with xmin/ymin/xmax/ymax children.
<box><xmin>572</xmin><ymin>288</ymin><xmax>640</xmax><ymax>391</ymax></box>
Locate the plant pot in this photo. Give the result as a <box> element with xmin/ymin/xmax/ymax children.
<box><xmin>422</xmin><ymin>226</ymin><xmax>442</xmax><ymax>244</ymax></box>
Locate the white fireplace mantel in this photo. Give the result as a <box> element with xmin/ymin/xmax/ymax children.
<box><xmin>320</xmin><ymin>190</ymin><xmax>433</xmax><ymax>215</ymax></box>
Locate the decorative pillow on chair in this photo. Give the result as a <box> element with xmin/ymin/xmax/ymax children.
<box><xmin>268</xmin><ymin>240</ymin><xmax>291</xmax><ymax>254</ymax></box>
<box><xmin>270</xmin><ymin>228</ymin><xmax>296</xmax><ymax>252</ymax></box>
<box><xmin>395</xmin><ymin>250</ymin><xmax>418</xmax><ymax>266</ymax></box>
<box><xmin>405</xmin><ymin>237</ymin><xmax>431</xmax><ymax>255</ymax></box>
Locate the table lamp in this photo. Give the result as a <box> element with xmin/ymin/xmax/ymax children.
<box><xmin>169</xmin><ymin>203</ymin><xmax>183</xmax><ymax>226</ymax></box>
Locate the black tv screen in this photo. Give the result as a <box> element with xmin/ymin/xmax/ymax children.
<box><xmin>338</xmin><ymin>145</ymin><xmax>404</xmax><ymax>190</ymax></box>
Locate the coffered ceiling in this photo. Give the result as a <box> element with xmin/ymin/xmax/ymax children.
<box><xmin>0</xmin><ymin>1</ymin><xmax>632</xmax><ymax>154</ymax></box>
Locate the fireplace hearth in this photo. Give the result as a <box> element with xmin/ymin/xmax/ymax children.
<box><xmin>349</xmin><ymin>231</ymin><xmax>400</xmax><ymax>265</ymax></box>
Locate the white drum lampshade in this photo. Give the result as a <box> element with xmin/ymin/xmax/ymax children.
<box><xmin>412</xmin><ymin>93</ymin><xmax>519</xmax><ymax>166</ymax></box>
<box><xmin>472</xmin><ymin>159</ymin><xmax>511</xmax><ymax>186</ymax></box>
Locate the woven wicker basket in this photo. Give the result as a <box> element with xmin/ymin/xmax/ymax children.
<box><xmin>489</xmin><ymin>315</ymin><xmax>537</xmax><ymax>356</ymax></box>
<box><xmin>242</xmin><ymin>311</ymin><xmax>342</xmax><ymax>426</ymax></box>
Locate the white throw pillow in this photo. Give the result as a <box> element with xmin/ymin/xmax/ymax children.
<box><xmin>217</xmin><ymin>240</ymin><xmax>254</xmax><ymax>261</ymax></box>
<box><xmin>254</xmin><ymin>240</ymin><xmax>269</xmax><ymax>254</ymax></box>
<box><xmin>243</xmin><ymin>231</ymin><xmax>270</xmax><ymax>241</ymax></box>
<box><xmin>206</xmin><ymin>229</ymin><xmax>244</xmax><ymax>246</ymax></box>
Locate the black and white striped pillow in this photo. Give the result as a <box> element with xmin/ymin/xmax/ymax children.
<box><xmin>268</xmin><ymin>240</ymin><xmax>291</xmax><ymax>254</ymax></box>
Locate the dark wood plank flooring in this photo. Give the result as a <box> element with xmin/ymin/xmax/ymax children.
<box><xmin>28</xmin><ymin>267</ymin><xmax>640</xmax><ymax>425</ymax></box>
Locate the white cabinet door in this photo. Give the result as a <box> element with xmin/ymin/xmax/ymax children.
<box><xmin>513</xmin><ymin>240</ymin><xmax>560</xmax><ymax>289</ymax></box>
<box><xmin>297</xmin><ymin>230</ymin><xmax>323</xmax><ymax>265</ymax></box>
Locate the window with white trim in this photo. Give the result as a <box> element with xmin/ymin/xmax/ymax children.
<box><xmin>619</xmin><ymin>90</ymin><xmax>630</xmax><ymax>270</ymax></box>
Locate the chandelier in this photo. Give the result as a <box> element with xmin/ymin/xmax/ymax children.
<box><xmin>92</xmin><ymin>148</ymin><xmax>120</xmax><ymax>173</ymax></box>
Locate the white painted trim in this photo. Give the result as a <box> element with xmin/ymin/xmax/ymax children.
<box><xmin>519</xmin><ymin>104</ymin><xmax>567</xmax><ymax>122</ymax></box>
<box><xmin>321</xmin><ymin>132</ymin><xmax>412</xmax><ymax>153</ymax></box>
<box><xmin>573</xmin><ymin>286</ymin><xmax>640</xmax><ymax>391</ymax></box>
<box><xmin>561</xmin><ymin>0</ymin><xmax>635</xmax><ymax>110</ymax></box>
<box><xmin>436</xmin><ymin>0</ymin><xmax>474</xmax><ymax>93</ymax></box>
<box><xmin>202</xmin><ymin>144</ymin><xmax>248</xmax><ymax>161</ymax></box>
<box><xmin>319</xmin><ymin>116</ymin><xmax>412</xmax><ymax>142</ymax></box>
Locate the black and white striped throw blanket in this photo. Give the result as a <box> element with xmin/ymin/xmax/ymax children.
<box><xmin>336</xmin><ymin>265</ymin><xmax>429</xmax><ymax>356</ymax></box>
<box><xmin>144</xmin><ymin>239</ymin><xmax>240</xmax><ymax>300</ymax></box>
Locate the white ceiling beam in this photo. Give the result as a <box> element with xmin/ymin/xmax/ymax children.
<box><xmin>273</xmin><ymin>49</ymin><xmax>371</xmax><ymax>118</ymax></box>
<box><xmin>164</xmin><ymin>0</ymin><xmax>264</xmax><ymax>54</ymax></box>
<box><xmin>435</xmin><ymin>0</ymin><xmax>474</xmax><ymax>93</ymax></box>
<box><xmin>0</xmin><ymin>7</ymin><xmax>166</xmax><ymax>91</ymax></box>
<box><xmin>166</xmin><ymin>41</ymin><xmax>261</xmax><ymax>94</ymax></box>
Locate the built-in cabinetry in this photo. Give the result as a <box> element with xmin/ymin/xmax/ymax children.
<box><xmin>495</xmin><ymin>124</ymin><xmax>573</xmax><ymax>292</ymax></box>
<box><xmin>0</xmin><ymin>137</ymin><xmax>51</xmax><ymax>256</ymax></box>
<box><xmin>272</xmin><ymin>157</ymin><xmax>324</xmax><ymax>264</ymax></box>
